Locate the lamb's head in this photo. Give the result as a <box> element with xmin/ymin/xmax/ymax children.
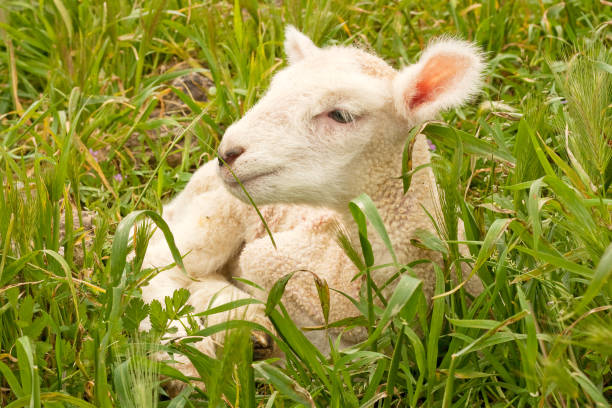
<box><xmin>218</xmin><ymin>27</ymin><xmax>484</xmax><ymax>208</ymax></box>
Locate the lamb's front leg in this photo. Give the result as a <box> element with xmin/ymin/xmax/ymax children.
<box><xmin>139</xmin><ymin>159</ymin><xmax>258</xmax><ymax>336</ymax></box>
<box><xmin>139</xmin><ymin>162</ymin><xmax>251</xmax><ymax>346</ymax></box>
<box><xmin>138</xmin><ymin>160</ymin><xmax>263</xmax><ymax>387</ymax></box>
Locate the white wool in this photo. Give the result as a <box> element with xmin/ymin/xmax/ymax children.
<box><xmin>141</xmin><ymin>27</ymin><xmax>485</xmax><ymax>365</ymax></box>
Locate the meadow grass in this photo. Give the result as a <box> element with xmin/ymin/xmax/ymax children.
<box><xmin>0</xmin><ymin>0</ymin><xmax>611</xmax><ymax>406</ymax></box>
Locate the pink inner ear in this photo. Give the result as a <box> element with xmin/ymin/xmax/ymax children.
<box><xmin>408</xmin><ymin>54</ymin><xmax>469</xmax><ymax>109</ymax></box>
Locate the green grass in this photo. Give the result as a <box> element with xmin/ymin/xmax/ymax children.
<box><xmin>1</xmin><ymin>0</ymin><xmax>611</xmax><ymax>406</ymax></box>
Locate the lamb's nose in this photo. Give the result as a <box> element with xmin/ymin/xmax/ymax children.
<box><xmin>218</xmin><ymin>147</ymin><xmax>245</xmax><ymax>167</ymax></box>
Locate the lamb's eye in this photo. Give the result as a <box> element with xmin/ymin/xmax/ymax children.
<box><xmin>328</xmin><ymin>110</ymin><xmax>354</xmax><ymax>124</ymax></box>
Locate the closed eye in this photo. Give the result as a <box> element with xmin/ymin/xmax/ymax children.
<box><xmin>328</xmin><ymin>109</ymin><xmax>355</xmax><ymax>124</ymax></box>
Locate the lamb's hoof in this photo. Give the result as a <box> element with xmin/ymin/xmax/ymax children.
<box><xmin>163</xmin><ymin>378</ymin><xmax>206</xmax><ymax>398</ymax></box>
<box><xmin>251</xmin><ymin>331</ymin><xmax>274</xmax><ymax>360</ymax></box>
<box><xmin>163</xmin><ymin>378</ymin><xmax>188</xmax><ymax>398</ymax></box>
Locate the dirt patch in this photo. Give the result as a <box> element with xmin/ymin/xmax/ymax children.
<box><xmin>125</xmin><ymin>63</ymin><xmax>214</xmax><ymax>167</ymax></box>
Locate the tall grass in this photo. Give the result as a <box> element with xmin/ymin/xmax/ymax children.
<box><xmin>1</xmin><ymin>0</ymin><xmax>611</xmax><ymax>406</ymax></box>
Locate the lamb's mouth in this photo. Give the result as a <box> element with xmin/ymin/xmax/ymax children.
<box><xmin>224</xmin><ymin>169</ymin><xmax>278</xmax><ymax>187</ymax></box>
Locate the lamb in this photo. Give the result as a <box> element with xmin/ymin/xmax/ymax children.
<box><xmin>140</xmin><ymin>27</ymin><xmax>485</xmax><ymax>375</ymax></box>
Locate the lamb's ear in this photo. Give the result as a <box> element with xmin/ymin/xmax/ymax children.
<box><xmin>393</xmin><ymin>38</ymin><xmax>484</xmax><ymax>122</ymax></box>
<box><xmin>284</xmin><ymin>26</ymin><xmax>319</xmax><ymax>64</ymax></box>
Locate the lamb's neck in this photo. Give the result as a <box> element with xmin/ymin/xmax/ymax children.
<box><xmin>338</xmin><ymin>134</ymin><xmax>437</xmax><ymax>260</ymax></box>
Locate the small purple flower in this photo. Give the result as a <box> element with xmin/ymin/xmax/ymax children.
<box><xmin>426</xmin><ymin>138</ymin><xmax>436</xmax><ymax>151</ymax></box>
<box><xmin>89</xmin><ymin>148</ymin><xmax>103</xmax><ymax>161</ymax></box>
<box><xmin>113</xmin><ymin>173</ymin><xmax>123</xmax><ymax>182</ymax></box>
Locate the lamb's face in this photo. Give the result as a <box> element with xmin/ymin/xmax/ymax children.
<box><xmin>217</xmin><ymin>27</ymin><xmax>483</xmax><ymax>207</ymax></box>
<box><xmin>218</xmin><ymin>45</ymin><xmax>399</xmax><ymax>207</ymax></box>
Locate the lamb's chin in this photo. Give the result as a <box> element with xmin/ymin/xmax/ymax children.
<box><xmin>220</xmin><ymin>175</ymin><xmax>270</xmax><ymax>205</ymax></box>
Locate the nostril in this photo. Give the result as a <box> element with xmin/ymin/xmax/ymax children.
<box><xmin>218</xmin><ymin>147</ymin><xmax>245</xmax><ymax>167</ymax></box>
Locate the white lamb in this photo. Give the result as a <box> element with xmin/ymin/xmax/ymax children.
<box><xmin>140</xmin><ymin>27</ymin><xmax>484</xmax><ymax>374</ymax></box>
